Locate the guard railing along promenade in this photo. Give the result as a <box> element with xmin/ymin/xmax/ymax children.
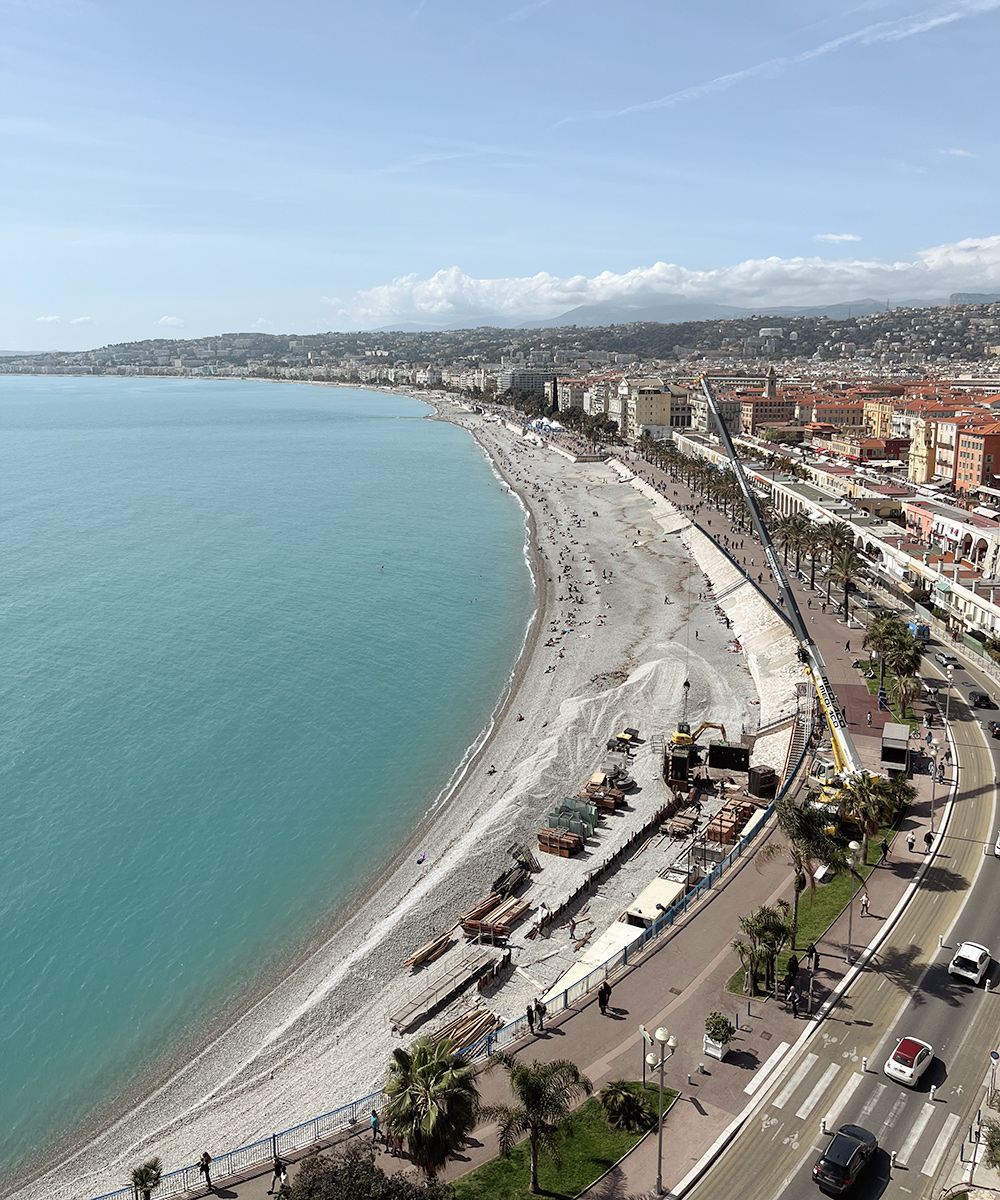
<box><xmin>91</xmin><ymin>709</ymin><xmax>816</xmax><ymax>1200</ymax></box>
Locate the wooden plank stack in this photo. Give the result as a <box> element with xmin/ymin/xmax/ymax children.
<box><xmin>433</xmin><ymin>1006</ymin><xmax>502</xmax><ymax>1050</ymax></box>
<box><xmin>461</xmin><ymin>895</ymin><xmax>531</xmax><ymax>942</ymax></box>
<box><xmin>537</xmin><ymin>827</ymin><xmax>584</xmax><ymax>857</ymax></box>
<box><xmin>705</xmin><ymin>799</ymin><xmax>758</xmax><ymax>845</ymax></box>
<box><xmin>402</xmin><ymin>930</ymin><xmax>453</xmax><ymax>970</ymax></box>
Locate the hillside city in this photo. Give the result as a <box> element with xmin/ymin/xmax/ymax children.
<box><xmin>9</xmin><ymin>298</ymin><xmax>1000</xmax><ymax>655</ymax></box>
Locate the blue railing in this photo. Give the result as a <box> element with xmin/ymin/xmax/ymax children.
<box><xmin>91</xmin><ymin>715</ymin><xmax>815</xmax><ymax>1200</ymax></box>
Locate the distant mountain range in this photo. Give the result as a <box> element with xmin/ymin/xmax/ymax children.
<box><xmin>373</xmin><ymin>295</ymin><xmax>954</xmax><ymax>333</ymax></box>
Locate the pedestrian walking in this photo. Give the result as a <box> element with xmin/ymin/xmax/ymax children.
<box><xmin>198</xmin><ymin>1152</ymin><xmax>213</xmax><ymax>1193</ymax></box>
<box><xmin>569</xmin><ymin>917</ymin><xmax>577</xmax><ymax>940</ymax></box>
<box><xmin>534</xmin><ymin>998</ymin><xmax>547</xmax><ymax>1031</ymax></box>
<box><xmin>526</xmin><ymin>1003</ymin><xmax>535</xmax><ymax>1034</ymax></box>
<box><xmin>598</xmin><ymin>980</ymin><xmax>612</xmax><ymax>1015</ymax></box>
<box><xmin>845</xmin><ymin>640</ymin><xmax>851</xmax><ymax>653</ymax></box>
<box><xmin>945</xmin><ymin>748</ymin><xmax>952</xmax><ymax>764</ymax></box>
<box><xmin>906</xmin><ymin>830</ymin><xmax>916</xmax><ymax>852</ymax></box>
<box><xmin>867</xmin><ymin>710</ymin><xmax>872</xmax><ymax>727</ymax></box>
<box><xmin>805</xmin><ymin>942</ymin><xmax>817</xmax><ymax>970</ymax></box>
<box><xmin>787</xmin><ymin>987</ymin><xmax>800</xmax><ymax>1018</ymax></box>
<box><xmin>879</xmin><ymin>837</ymin><xmax>889</xmax><ymax>863</ymax></box>
<box><xmin>370</xmin><ymin>1109</ymin><xmax>381</xmax><ymax>1142</ymax></box>
<box><xmin>268</xmin><ymin>1155</ymin><xmax>286</xmax><ymax>1194</ymax></box>
<box><xmin>924</xmin><ymin>830</ymin><xmax>934</xmax><ymax>853</ymax></box>
<box><xmin>859</xmin><ymin>891</ymin><xmax>870</xmax><ymax>917</ymax></box>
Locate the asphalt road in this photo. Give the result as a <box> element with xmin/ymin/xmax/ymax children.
<box><xmin>687</xmin><ymin>649</ymin><xmax>1000</xmax><ymax>1200</ymax></box>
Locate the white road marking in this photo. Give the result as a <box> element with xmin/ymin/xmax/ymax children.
<box><xmin>921</xmin><ymin>1112</ymin><xmax>961</xmax><ymax>1177</ymax></box>
<box><xmin>879</xmin><ymin>1091</ymin><xmax>909</xmax><ymax>1140</ymax></box>
<box><xmin>822</xmin><ymin>1070</ymin><xmax>864</xmax><ymax>1132</ymax></box>
<box><xmin>860</xmin><ymin>1082</ymin><xmax>887</xmax><ymax>1119</ymax></box>
<box><xmin>896</xmin><ymin>1103</ymin><xmax>934</xmax><ymax>1166</ymax></box>
<box><xmin>773</xmin><ymin>1053</ymin><xmax>818</xmax><ymax>1110</ymax></box>
<box><xmin>744</xmin><ymin>1041</ymin><xmax>791</xmax><ymax>1095</ymax></box>
<box><xmin>796</xmin><ymin>1063</ymin><xmax>840</xmax><ymax>1120</ymax></box>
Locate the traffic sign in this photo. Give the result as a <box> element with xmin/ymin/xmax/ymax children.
<box><xmin>639</xmin><ymin>1024</ymin><xmax>653</xmax><ymax>1046</ymax></box>
<box><xmin>990</xmin><ymin>1050</ymin><xmax>999</xmax><ymax>1062</ymax></box>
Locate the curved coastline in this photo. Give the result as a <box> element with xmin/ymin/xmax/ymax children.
<box><xmin>10</xmin><ymin>396</ymin><xmax>784</xmax><ymax>1200</ymax></box>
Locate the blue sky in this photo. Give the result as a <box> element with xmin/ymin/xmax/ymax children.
<box><xmin>5</xmin><ymin>0</ymin><xmax>1000</xmax><ymax>348</ymax></box>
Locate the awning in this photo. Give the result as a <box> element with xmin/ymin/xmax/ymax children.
<box><xmin>935</xmin><ymin>581</ymin><xmax>952</xmax><ymax>594</ymax></box>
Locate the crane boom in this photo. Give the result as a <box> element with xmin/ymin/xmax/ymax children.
<box><xmin>698</xmin><ymin>377</ymin><xmax>865</xmax><ymax>777</ymax></box>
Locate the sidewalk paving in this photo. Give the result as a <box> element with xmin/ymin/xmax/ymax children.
<box><xmin>191</xmin><ymin>459</ymin><xmax>948</xmax><ymax>1200</ymax></box>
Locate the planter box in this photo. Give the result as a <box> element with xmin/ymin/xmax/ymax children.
<box><xmin>703</xmin><ymin>1035</ymin><xmax>729</xmax><ymax>1061</ymax></box>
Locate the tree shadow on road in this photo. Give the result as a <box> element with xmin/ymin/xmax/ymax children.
<box><xmin>865</xmin><ymin>942</ymin><xmax>927</xmax><ymax>999</ymax></box>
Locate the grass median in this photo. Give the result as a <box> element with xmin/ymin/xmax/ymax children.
<box><xmin>453</xmin><ymin>1086</ymin><xmax>675</xmax><ymax>1200</ymax></box>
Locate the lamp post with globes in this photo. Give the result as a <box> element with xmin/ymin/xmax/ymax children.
<box><xmin>945</xmin><ymin>666</ymin><xmax>954</xmax><ymax>725</ymax></box>
<box><xmin>845</xmin><ymin>840</ymin><xmax>862</xmax><ymax>964</ymax></box>
<box><xmin>646</xmin><ymin>1026</ymin><xmax>678</xmax><ymax>1196</ymax></box>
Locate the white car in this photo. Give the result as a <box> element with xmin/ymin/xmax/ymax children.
<box><xmin>884</xmin><ymin>1037</ymin><xmax>934</xmax><ymax>1086</ymax></box>
<box><xmin>949</xmin><ymin>942</ymin><xmax>991</xmax><ymax>985</ymax></box>
<box><xmin>994</xmin><ymin>829</ymin><xmax>1000</xmax><ymax>858</ymax></box>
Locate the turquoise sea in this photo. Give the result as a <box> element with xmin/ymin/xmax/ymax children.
<box><xmin>0</xmin><ymin>377</ymin><xmax>533</xmax><ymax>1179</ymax></box>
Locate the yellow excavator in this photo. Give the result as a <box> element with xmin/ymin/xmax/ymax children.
<box><xmin>671</xmin><ymin>721</ymin><xmax>728</xmax><ymax>748</ymax></box>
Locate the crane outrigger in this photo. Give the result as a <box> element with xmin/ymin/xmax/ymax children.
<box><xmin>699</xmin><ymin>377</ymin><xmax>866</xmax><ymax>781</ymax></box>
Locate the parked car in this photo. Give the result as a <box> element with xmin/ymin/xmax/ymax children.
<box><xmin>884</xmin><ymin>1036</ymin><xmax>934</xmax><ymax>1086</ymax></box>
<box><xmin>857</xmin><ymin>597</ymin><xmax>881</xmax><ymax>609</ymax></box>
<box><xmin>812</xmin><ymin>1124</ymin><xmax>878</xmax><ymax>1193</ymax></box>
<box><xmin>934</xmin><ymin>652</ymin><xmax>958</xmax><ymax>667</ymax></box>
<box><xmin>969</xmin><ymin>691</ymin><xmax>993</xmax><ymax>708</ymax></box>
<box><xmin>948</xmin><ymin>941</ymin><xmax>991</xmax><ymax>985</ymax></box>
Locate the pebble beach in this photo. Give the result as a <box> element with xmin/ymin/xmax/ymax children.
<box><xmin>12</xmin><ymin>398</ymin><xmax>801</xmax><ymax>1200</ymax></box>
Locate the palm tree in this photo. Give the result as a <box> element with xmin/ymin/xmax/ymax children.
<box><xmin>829</xmin><ymin>546</ymin><xmax>863</xmax><ymax>618</ymax></box>
<box><xmin>758</xmin><ymin>800</ymin><xmax>849</xmax><ymax>944</ymax></box>
<box><xmin>887</xmin><ymin>672</ymin><xmax>922</xmax><ymax>723</ymax></box>
<box><xmin>840</xmin><ymin>774</ymin><xmax>913</xmax><ymax>864</ymax></box>
<box><xmin>599</xmin><ymin>1080</ymin><xmax>647</xmax><ymax>1130</ymax></box>
<box><xmin>384</xmin><ymin>1035</ymin><xmax>479</xmax><ymax>1178</ymax></box>
<box><xmin>483</xmin><ymin>1054</ymin><xmax>593</xmax><ymax>1194</ymax></box>
<box><xmin>863</xmin><ymin>610</ymin><xmax>904</xmax><ymax>686</ymax></box>
<box><xmin>130</xmin><ymin>1158</ymin><xmax>162</xmax><ymax>1200</ymax></box>
<box><xmin>731</xmin><ymin>935</ymin><xmax>769</xmax><ymax>996</ymax></box>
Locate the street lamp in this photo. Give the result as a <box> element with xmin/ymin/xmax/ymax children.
<box><xmin>646</xmin><ymin>1025</ymin><xmax>679</xmax><ymax>1196</ymax></box>
<box><xmin>945</xmin><ymin>666</ymin><xmax>954</xmax><ymax>725</ymax></box>
<box><xmin>845</xmin><ymin>840</ymin><xmax>862</xmax><ymax>964</ymax></box>
<box><xmin>929</xmin><ymin>737</ymin><xmax>940</xmax><ymax>834</ymax></box>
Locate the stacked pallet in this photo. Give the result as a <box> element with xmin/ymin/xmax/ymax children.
<box><xmin>705</xmin><ymin>799</ymin><xmax>758</xmax><ymax>845</ymax></box>
<box><xmin>402</xmin><ymin>930</ymin><xmax>453</xmax><ymax>970</ymax></box>
<box><xmin>433</xmin><ymin>1007</ymin><xmax>502</xmax><ymax>1049</ymax></box>
<box><xmin>537</xmin><ymin>827</ymin><xmax>584</xmax><ymax>857</ymax></box>
<box><xmin>461</xmin><ymin>895</ymin><xmax>531</xmax><ymax>942</ymax></box>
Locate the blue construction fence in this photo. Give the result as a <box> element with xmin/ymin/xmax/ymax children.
<box><xmin>94</xmin><ymin>712</ymin><xmax>816</xmax><ymax>1200</ymax></box>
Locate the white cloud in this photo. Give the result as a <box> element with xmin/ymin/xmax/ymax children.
<box><xmin>940</xmin><ymin>147</ymin><xmax>973</xmax><ymax>156</ymax></box>
<box><xmin>250</xmin><ymin>317</ymin><xmax>273</xmax><ymax>330</ymax></box>
<box><xmin>35</xmin><ymin>315</ymin><xmax>60</xmax><ymax>322</ymax></box>
<box><xmin>70</xmin><ymin>315</ymin><xmax>93</xmax><ymax>324</ymax></box>
<box><xmin>156</xmin><ymin>315</ymin><xmax>185</xmax><ymax>327</ymax></box>
<box><xmin>332</xmin><ymin>235</ymin><xmax>1000</xmax><ymax>326</ymax></box>
<box><xmin>814</xmin><ymin>233</ymin><xmax>862</xmax><ymax>243</ymax></box>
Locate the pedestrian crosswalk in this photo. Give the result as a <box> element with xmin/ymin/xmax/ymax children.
<box><xmin>764</xmin><ymin>1054</ymin><xmax>965</xmax><ymax>1179</ymax></box>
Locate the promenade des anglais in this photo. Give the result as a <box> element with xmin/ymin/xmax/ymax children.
<box><xmin>6</xmin><ymin>0</ymin><xmax>1000</xmax><ymax>1198</ymax></box>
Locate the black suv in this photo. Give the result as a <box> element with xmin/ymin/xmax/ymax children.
<box><xmin>812</xmin><ymin>1124</ymin><xmax>878</xmax><ymax>1193</ymax></box>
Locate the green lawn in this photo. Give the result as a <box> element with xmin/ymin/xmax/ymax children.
<box><xmin>726</xmin><ymin>832</ymin><xmax>893</xmax><ymax>997</ymax></box>
<box><xmin>453</xmin><ymin>1087</ymin><xmax>676</xmax><ymax>1200</ymax></box>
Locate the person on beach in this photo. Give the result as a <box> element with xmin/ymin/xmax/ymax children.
<box><xmin>269</xmin><ymin>1155</ymin><xmax>286</xmax><ymax>1194</ymax></box>
<box><xmin>569</xmin><ymin>917</ymin><xmax>577</xmax><ymax>940</ymax></box>
<box><xmin>199</xmin><ymin>1152</ymin><xmax>213</xmax><ymax>1192</ymax></box>
<box><xmin>598</xmin><ymin>980</ymin><xmax>612</xmax><ymax>1015</ymax></box>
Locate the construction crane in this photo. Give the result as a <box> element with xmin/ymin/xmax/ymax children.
<box><xmin>699</xmin><ymin>377</ymin><xmax>866</xmax><ymax>780</ymax></box>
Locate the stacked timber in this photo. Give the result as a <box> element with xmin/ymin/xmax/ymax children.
<box><xmin>433</xmin><ymin>1007</ymin><xmax>502</xmax><ymax>1050</ymax></box>
<box><xmin>705</xmin><ymin>799</ymin><xmax>757</xmax><ymax>845</ymax></box>
<box><xmin>461</xmin><ymin>895</ymin><xmax>531</xmax><ymax>942</ymax></box>
<box><xmin>402</xmin><ymin>930</ymin><xmax>453</xmax><ymax>970</ymax></box>
<box><xmin>459</xmin><ymin>892</ymin><xmax>504</xmax><ymax>924</ymax></box>
<box><xmin>537</xmin><ymin>827</ymin><xmax>584</xmax><ymax>857</ymax></box>
<box><xmin>490</xmin><ymin>864</ymin><xmax>529</xmax><ymax>897</ymax></box>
